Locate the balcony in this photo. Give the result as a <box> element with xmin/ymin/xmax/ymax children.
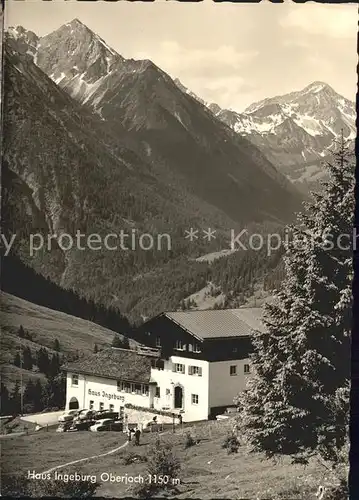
<box><xmin>136</xmin><ymin>345</ymin><xmax>161</xmax><ymax>357</ymax></box>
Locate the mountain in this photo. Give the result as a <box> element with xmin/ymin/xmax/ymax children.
<box><xmin>3</xmin><ymin>42</ymin><xmax>230</xmax><ymax>298</ymax></box>
<box><xmin>3</xmin><ymin>21</ymin><xmax>304</xmax><ymax>322</ymax></box>
<box><xmin>6</xmin><ymin>20</ymin><xmax>303</xmax><ymax>225</ymax></box>
<box><xmin>175</xmin><ymin>79</ymin><xmax>356</xmax><ymax>192</ymax></box>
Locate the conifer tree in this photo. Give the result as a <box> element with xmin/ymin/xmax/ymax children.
<box><xmin>237</xmin><ymin>139</ymin><xmax>354</xmax><ymax>465</ymax></box>
<box><xmin>111</xmin><ymin>334</ymin><xmax>130</xmax><ymax>349</ymax></box>
<box><xmin>120</xmin><ymin>335</ymin><xmax>130</xmax><ymax>349</ymax></box>
<box><xmin>111</xmin><ymin>334</ymin><xmax>122</xmax><ymax>348</ymax></box>
<box><xmin>13</xmin><ymin>352</ymin><xmax>21</xmax><ymax>367</ymax></box>
<box><xmin>36</xmin><ymin>348</ymin><xmax>50</xmax><ymax>375</ymax></box>
<box><xmin>22</xmin><ymin>346</ymin><xmax>33</xmax><ymax>371</ymax></box>
<box><xmin>33</xmin><ymin>380</ymin><xmax>44</xmax><ymax>412</ymax></box>
<box><xmin>53</xmin><ymin>338</ymin><xmax>61</xmax><ymax>352</ymax></box>
<box><xmin>48</xmin><ymin>353</ymin><xmax>61</xmax><ymax>378</ymax></box>
<box><xmin>23</xmin><ymin>379</ymin><xmax>36</xmax><ymax>412</ymax></box>
<box><xmin>0</xmin><ymin>383</ymin><xmax>10</xmax><ymax>415</ymax></box>
<box><xmin>11</xmin><ymin>380</ymin><xmax>21</xmax><ymax>415</ymax></box>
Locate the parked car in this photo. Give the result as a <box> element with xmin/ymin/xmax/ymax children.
<box><xmin>77</xmin><ymin>409</ymin><xmax>96</xmax><ymax>421</ymax></box>
<box><xmin>216</xmin><ymin>414</ymin><xmax>230</xmax><ymax>421</ymax></box>
<box><xmin>74</xmin><ymin>420</ymin><xmax>95</xmax><ymax>431</ymax></box>
<box><xmin>56</xmin><ymin>421</ymin><xmax>73</xmax><ymax>432</ymax></box>
<box><xmin>216</xmin><ymin>407</ymin><xmax>239</xmax><ymax>421</ymax></box>
<box><xmin>94</xmin><ymin>410</ymin><xmax>119</xmax><ymax>421</ymax></box>
<box><xmin>58</xmin><ymin>410</ymin><xmax>79</xmax><ymax>422</ymax></box>
<box><xmin>90</xmin><ymin>419</ymin><xmax>123</xmax><ymax>432</ymax></box>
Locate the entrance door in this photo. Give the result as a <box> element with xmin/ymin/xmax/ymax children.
<box><xmin>174</xmin><ymin>386</ymin><xmax>183</xmax><ymax>409</ymax></box>
<box><xmin>69</xmin><ymin>397</ymin><xmax>79</xmax><ymax>410</ymax></box>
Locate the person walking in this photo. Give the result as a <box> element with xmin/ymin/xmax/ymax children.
<box><xmin>134</xmin><ymin>428</ymin><xmax>141</xmax><ymax>446</ymax></box>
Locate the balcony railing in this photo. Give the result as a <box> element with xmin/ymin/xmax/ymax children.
<box><xmin>136</xmin><ymin>345</ymin><xmax>161</xmax><ymax>357</ymax></box>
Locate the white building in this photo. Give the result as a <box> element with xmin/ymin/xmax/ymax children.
<box><xmin>63</xmin><ymin>308</ymin><xmax>265</xmax><ymax>422</ymax></box>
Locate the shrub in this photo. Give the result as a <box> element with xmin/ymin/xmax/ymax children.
<box><xmin>122</xmin><ymin>451</ymin><xmax>147</xmax><ymax>465</ymax></box>
<box><xmin>132</xmin><ymin>438</ymin><xmax>181</xmax><ymax>498</ymax></box>
<box><xmin>1</xmin><ymin>474</ymin><xmax>99</xmax><ymax>497</ymax></box>
<box><xmin>324</xmin><ymin>478</ymin><xmax>348</xmax><ymax>500</ymax></box>
<box><xmin>147</xmin><ymin>438</ymin><xmax>181</xmax><ymax>479</ymax></box>
<box><xmin>184</xmin><ymin>431</ymin><xmax>196</xmax><ymax>449</ymax></box>
<box><xmin>23</xmin><ymin>403</ymin><xmax>35</xmax><ymax>414</ymax></box>
<box><xmin>222</xmin><ymin>432</ymin><xmax>240</xmax><ymax>454</ymax></box>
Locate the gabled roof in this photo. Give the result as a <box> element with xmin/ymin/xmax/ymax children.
<box><xmin>62</xmin><ymin>348</ymin><xmax>152</xmax><ymax>383</ymax></box>
<box><xmin>164</xmin><ymin>308</ymin><xmax>265</xmax><ymax>340</ymax></box>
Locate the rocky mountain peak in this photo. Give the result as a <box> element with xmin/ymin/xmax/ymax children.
<box><xmin>30</xmin><ymin>20</ymin><xmax>125</xmax><ymax>98</ymax></box>
<box><xmin>183</xmin><ymin>80</ymin><xmax>355</xmax><ymax>191</ymax></box>
<box><xmin>303</xmin><ymin>81</ymin><xmax>334</xmax><ymax>95</ymax></box>
<box><xmin>6</xmin><ymin>25</ymin><xmax>39</xmax><ymax>58</ymax></box>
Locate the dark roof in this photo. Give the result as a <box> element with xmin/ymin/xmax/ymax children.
<box><xmin>164</xmin><ymin>308</ymin><xmax>265</xmax><ymax>340</ymax></box>
<box><xmin>62</xmin><ymin>348</ymin><xmax>152</xmax><ymax>383</ymax></box>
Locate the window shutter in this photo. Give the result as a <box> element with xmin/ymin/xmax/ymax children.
<box><xmin>198</xmin><ymin>367</ymin><xmax>202</xmax><ymax>377</ymax></box>
<box><xmin>188</xmin><ymin>366</ymin><xmax>193</xmax><ymax>375</ymax></box>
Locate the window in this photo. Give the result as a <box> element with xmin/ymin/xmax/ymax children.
<box><xmin>71</xmin><ymin>374</ymin><xmax>79</xmax><ymax>386</ymax></box>
<box><xmin>232</xmin><ymin>347</ymin><xmax>238</xmax><ymax>353</ymax></box>
<box><xmin>174</xmin><ymin>363</ymin><xmax>185</xmax><ymax>374</ymax></box>
<box><xmin>142</xmin><ymin>384</ymin><xmax>149</xmax><ymax>396</ymax></box>
<box><xmin>193</xmin><ymin>343</ymin><xmax>201</xmax><ymax>353</ymax></box>
<box><xmin>89</xmin><ymin>400</ymin><xmax>94</xmax><ymax>410</ymax></box>
<box><xmin>155</xmin><ymin>387</ymin><xmax>161</xmax><ymax>398</ymax></box>
<box><xmin>117</xmin><ymin>381</ymin><xmax>131</xmax><ymax>392</ymax></box>
<box><xmin>191</xmin><ymin>394</ymin><xmax>199</xmax><ymax>405</ymax></box>
<box><xmin>230</xmin><ymin>365</ymin><xmax>237</xmax><ymax>376</ymax></box>
<box><xmin>132</xmin><ymin>383</ymin><xmax>142</xmax><ymax>395</ymax></box>
<box><xmin>175</xmin><ymin>340</ymin><xmax>184</xmax><ymax>350</ymax></box>
<box><xmin>244</xmin><ymin>364</ymin><xmax>250</xmax><ymax>374</ymax></box>
<box><xmin>188</xmin><ymin>365</ymin><xmax>202</xmax><ymax>376</ymax></box>
<box><xmin>124</xmin><ymin>382</ymin><xmax>131</xmax><ymax>393</ymax></box>
<box><xmin>156</xmin><ymin>337</ymin><xmax>161</xmax><ymax>347</ymax></box>
<box><xmin>109</xmin><ymin>404</ymin><xmax>114</xmax><ymax>412</ymax></box>
<box><xmin>99</xmin><ymin>402</ymin><xmax>104</xmax><ymax>411</ymax></box>
<box><xmin>152</xmin><ymin>358</ymin><xmax>164</xmax><ymax>370</ymax></box>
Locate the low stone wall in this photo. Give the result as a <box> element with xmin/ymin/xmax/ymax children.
<box><xmin>124</xmin><ymin>406</ymin><xmax>180</xmax><ymax>431</ymax></box>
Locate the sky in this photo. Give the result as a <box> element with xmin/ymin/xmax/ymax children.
<box><xmin>4</xmin><ymin>0</ymin><xmax>358</xmax><ymax>111</ymax></box>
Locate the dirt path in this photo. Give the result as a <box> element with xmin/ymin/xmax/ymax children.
<box><xmin>41</xmin><ymin>440</ymin><xmax>129</xmax><ymax>474</ymax></box>
<box><xmin>41</xmin><ymin>428</ymin><xmax>173</xmax><ymax>475</ymax></box>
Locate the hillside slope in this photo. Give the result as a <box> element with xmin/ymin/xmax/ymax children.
<box><xmin>0</xmin><ymin>292</ymin><xmax>136</xmax><ymax>387</ymax></box>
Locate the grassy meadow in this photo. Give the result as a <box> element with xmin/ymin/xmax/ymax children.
<box><xmin>1</xmin><ymin>418</ymin><xmax>326</xmax><ymax>499</ymax></box>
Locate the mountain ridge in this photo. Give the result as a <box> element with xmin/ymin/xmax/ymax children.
<box><xmin>6</xmin><ymin>21</ymin><xmax>303</xmax><ymax>224</ymax></box>
<box><xmin>174</xmin><ymin>77</ymin><xmax>356</xmax><ymax>192</ymax></box>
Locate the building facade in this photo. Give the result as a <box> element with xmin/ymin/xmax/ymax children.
<box><xmin>63</xmin><ymin>308</ymin><xmax>265</xmax><ymax>422</ymax></box>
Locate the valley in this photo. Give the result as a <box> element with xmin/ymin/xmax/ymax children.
<box><xmin>3</xmin><ymin>20</ymin><xmax>304</xmax><ymax>324</ymax></box>
<box><xmin>1</xmin><ymin>18</ymin><xmax>355</xmax><ymax>329</ymax></box>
